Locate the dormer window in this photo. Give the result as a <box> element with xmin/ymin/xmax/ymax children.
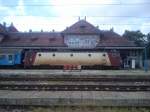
<box><xmin>12</xmin><ymin>37</ymin><xmax>20</xmax><ymax>41</ymax></box>
<box><xmin>80</xmin><ymin>25</ymin><xmax>86</xmax><ymax>29</ymax></box>
<box><xmin>30</xmin><ymin>37</ymin><xmax>38</xmax><ymax>41</ymax></box>
<box><xmin>49</xmin><ymin>38</ymin><xmax>56</xmax><ymax>42</ymax></box>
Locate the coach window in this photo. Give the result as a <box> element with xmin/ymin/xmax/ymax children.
<box><xmin>8</xmin><ymin>55</ymin><xmax>13</xmax><ymax>61</ymax></box>
<box><xmin>88</xmin><ymin>54</ymin><xmax>91</xmax><ymax>57</ymax></box>
<box><xmin>0</xmin><ymin>55</ymin><xmax>5</xmax><ymax>60</ymax></box>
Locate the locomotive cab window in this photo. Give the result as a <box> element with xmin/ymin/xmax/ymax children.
<box><xmin>103</xmin><ymin>54</ymin><xmax>106</xmax><ymax>57</ymax></box>
<box><xmin>38</xmin><ymin>54</ymin><xmax>41</xmax><ymax>57</ymax></box>
<box><xmin>112</xmin><ymin>53</ymin><xmax>118</xmax><ymax>57</ymax></box>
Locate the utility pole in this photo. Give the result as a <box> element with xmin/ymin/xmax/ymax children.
<box><xmin>144</xmin><ymin>45</ymin><xmax>148</xmax><ymax>72</ymax></box>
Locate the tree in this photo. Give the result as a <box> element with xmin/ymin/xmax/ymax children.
<box><xmin>122</xmin><ymin>30</ymin><xmax>145</xmax><ymax>46</ymax></box>
<box><xmin>147</xmin><ymin>33</ymin><xmax>150</xmax><ymax>42</ymax></box>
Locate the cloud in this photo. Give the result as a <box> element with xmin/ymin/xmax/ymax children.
<box><xmin>40</xmin><ymin>0</ymin><xmax>150</xmax><ymax>34</ymax></box>
<box><xmin>16</xmin><ymin>0</ymin><xmax>25</xmax><ymax>15</ymax></box>
<box><xmin>141</xmin><ymin>22</ymin><xmax>150</xmax><ymax>34</ymax></box>
<box><xmin>0</xmin><ymin>0</ymin><xmax>26</xmax><ymax>25</ymax></box>
<box><xmin>2</xmin><ymin>16</ymin><xmax>76</xmax><ymax>31</ymax></box>
<box><xmin>0</xmin><ymin>0</ymin><xmax>25</xmax><ymax>16</ymax></box>
<box><xmin>0</xmin><ymin>0</ymin><xmax>150</xmax><ymax>34</ymax></box>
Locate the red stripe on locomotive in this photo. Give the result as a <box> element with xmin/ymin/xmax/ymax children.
<box><xmin>108</xmin><ymin>52</ymin><xmax>122</xmax><ymax>67</ymax></box>
<box><xmin>24</xmin><ymin>51</ymin><xmax>36</xmax><ymax>67</ymax></box>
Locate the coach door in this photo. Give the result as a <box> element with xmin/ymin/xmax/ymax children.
<box><xmin>8</xmin><ymin>54</ymin><xmax>14</xmax><ymax>65</ymax></box>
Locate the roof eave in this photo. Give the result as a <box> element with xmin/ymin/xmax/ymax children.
<box><xmin>96</xmin><ymin>46</ymin><xmax>145</xmax><ymax>49</ymax></box>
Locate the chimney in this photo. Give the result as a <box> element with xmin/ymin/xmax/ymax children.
<box><xmin>52</xmin><ymin>29</ymin><xmax>55</xmax><ymax>32</ymax></box>
<box><xmin>78</xmin><ymin>16</ymin><xmax>80</xmax><ymax>21</ymax></box>
<box><xmin>85</xmin><ymin>16</ymin><xmax>86</xmax><ymax>21</ymax></box>
<box><xmin>10</xmin><ymin>22</ymin><xmax>14</xmax><ymax>26</ymax></box>
<box><xmin>3</xmin><ymin>22</ymin><xmax>6</xmax><ymax>28</ymax></box>
<box><xmin>96</xmin><ymin>25</ymin><xmax>99</xmax><ymax>29</ymax></box>
<box><xmin>29</xmin><ymin>29</ymin><xmax>32</xmax><ymax>32</ymax></box>
<box><xmin>41</xmin><ymin>29</ymin><xmax>43</xmax><ymax>32</ymax></box>
<box><xmin>110</xmin><ymin>27</ymin><xmax>114</xmax><ymax>32</ymax></box>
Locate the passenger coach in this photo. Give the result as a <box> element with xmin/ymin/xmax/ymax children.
<box><xmin>0</xmin><ymin>49</ymin><xmax>22</xmax><ymax>66</ymax></box>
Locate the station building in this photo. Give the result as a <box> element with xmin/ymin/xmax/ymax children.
<box><xmin>0</xmin><ymin>20</ymin><xmax>144</xmax><ymax>69</ymax></box>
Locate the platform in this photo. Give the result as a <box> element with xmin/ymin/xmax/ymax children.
<box><xmin>0</xmin><ymin>70</ymin><xmax>149</xmax><ymax>77</ymax></box>
<box><xmin>0</xmin><ymin>90</ymin><xmax>150</xmax><ymax>106</ymax></box>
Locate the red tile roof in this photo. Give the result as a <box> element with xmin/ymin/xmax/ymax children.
<box><xmin>98</xmin><ymin>31</ymin><xmax>136</xmax><ymax>47</ymax></box>
<box><xmin>0</xmin><ymin>20</ymin><xmax>137</xmax><ymax>48</ymax></box>
<box><xmin>0</xmin><ymin>24</ymin><xmax>6</xmax><ymax>33</ymax></box>
<box><xmin>0</xmin><ymin>32</ymin><xmax>66</xmax><ymax>47</ymax></box>
<box><xmin>62</xmin><ymin>20</ymin><xmax>100</xmax><ymax>34</ymax></box>
<box><xmin>7</xmin><ymin>25</ymin><xmax>18</xmax><ymax>32</ymax></box>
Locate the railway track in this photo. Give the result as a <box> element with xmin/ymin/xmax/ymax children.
<box><xmin>0</xmin><ymin>76</ymin><xmax>150</xmax><ymax>82</ymax></box>
<box><xmin>0</xmin><ymin>73</ymin><xmax>150</xmax><ymax>91</ymax></box>
<box><xmin>0</xmin><ymin>80</ymin><xmax>150</xmax><ymax>91</ymax></box>
<box><xmin>0</xmin><ymin>83</ymin><xmax>150</xmax><ymax>91</ymax></box>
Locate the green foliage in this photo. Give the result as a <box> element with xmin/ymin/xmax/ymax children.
<box><xmin>122</xmin><ymin>30</ymin><xmax>145</xmax><ymax>46</ymax></box>
<box><xmin>147</xmin><ymin>42</ymin><xmax>150</xmax><ymax>59</ymax></box>
<box><xmin>122</xmin><ymin>30</ymin><xmax>150</xmax><ymax>58</ymax></box>
<box><xmin>147</xmin><ymin>33</ymin><xmax>150</xmax><ymax>42</ymax></box>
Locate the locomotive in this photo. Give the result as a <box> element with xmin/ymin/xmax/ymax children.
<box><xmin>0</xmin><ymin>49</ymin><xmax>122</xmax><ymax>69</ymax></box>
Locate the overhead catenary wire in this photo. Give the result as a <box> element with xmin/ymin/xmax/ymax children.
<box><xmin>1</xmin><ymin>15</ymin><xmax>150</xmax><ymax>19</ymax></box>
<box><xmin>1</xmin><ymin>1</ymin><xmax>150</xmax><ymax>27</ymax></box>
<box><xmin>2</xmin><ymin>23</ymin><xmax>150</xmax><ymax>27</ymax></box>
<box><xmin>3</xmin><ymin>2</ymin><xmax>150</xmax><ymax>7</ymax></box>
<box><xmin>1</xmin><ymin>17</ymin><xmax>150</xmax><ymax>26</ymax></box>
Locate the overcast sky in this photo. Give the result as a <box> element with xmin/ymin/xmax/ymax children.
<box><xmin>0</xmin><ymin>0</ymin><xmax>150</xmax><ymax>34</ymax></box>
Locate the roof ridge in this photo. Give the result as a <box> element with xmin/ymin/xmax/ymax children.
<box><xmin>62</xmin><ymin>20</ymin><xmax>100</xmax><ymax>34</ymax></box>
